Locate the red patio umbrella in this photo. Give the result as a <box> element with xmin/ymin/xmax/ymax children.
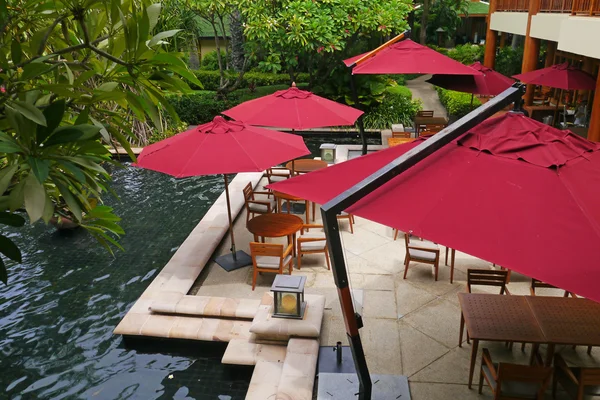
<box><xmin>136</xmin><ymin>116</ymin><xmax>310</xmax><ymax>270</ymax></box>
<box><xmin>427</xmin><ymin>61</ymin><xmax>515</xmax><ymax>96</ymax></box>
<box><xmin>222</xmin><ymin>83</ymin><xmax>363</xmax><ymax>130</ymax></box>
<box><xmin>513</xmin><ymin>62</ymin><xmax>596</xmax><ymax>90</ymax></box>
<box><xmin>344</xmin><ymin>39</ymin><xmax>483</xmax><ymax>76</ymax></box>
<box><xmin>268</xmin><ymin>113</ymin><xmax>600</xmax><ymax>301</ymax></box>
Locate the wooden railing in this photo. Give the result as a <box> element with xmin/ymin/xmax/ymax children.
<box><xmin>497</xmin><ymin>0</ymin><xmax>599</xmax><ymax>13</ymax></box>
<box><xmin>496</xmin><ymin>0</ymin><xmax>529</xmax><ymax>11</ymax></box>
<box><xmin>572</xmin><ymin>0</ymin><xmax>600</xmax><ymax>15</ymax></box>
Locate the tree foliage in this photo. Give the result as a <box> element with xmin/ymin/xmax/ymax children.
<box><xmin>0</xmin><ymin>0</ymin><xmax>198</xmax><ymax>283</ymax></box>
<box><xmin>239</xmin><ymin>0</ymin><xmax>412</xmax><ymax>81</ymax></box>
<box><xmin>415</xmin><ymin>0</ymin><xmax>468</xmax><ymax>45</ymax></box>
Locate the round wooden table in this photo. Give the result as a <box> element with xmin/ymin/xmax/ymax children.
<box><xmin>285</xmin><ymin>159</ymin><xmax>328</xmax><ymax>174</ymax></box>
<box><xmin>273</xmin><ymin>190</ymin><xmax>310</xmax><ymax>223</ymax></box>
<box><xmin>247</xmin><ymin>213</ymin><xmax>304</xmax><ymax>256</ymax></box>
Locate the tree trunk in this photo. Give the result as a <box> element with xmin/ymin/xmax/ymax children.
<box><xmin>511</xmin><ymin>34</ymin><xmax>520</xmax><ymax>49</ymax></box>
<box><xmin>188</xmin><ymin>37</ymin><xmax>200</xmax><ymax>70</ymax></box>
<box><xmin>229</xmin><ymin>9</ymin><xmax>245</xmax><ymax>72</ymax></box>
<box><xmin>419</xmin><ymin>0</ymin><xmax>430</xmax><ymax>45</ymax></box>
<box><xmin>217</xmin><ymin>14</ymin><xmax>230</xmax><ymax>70</ymax></box>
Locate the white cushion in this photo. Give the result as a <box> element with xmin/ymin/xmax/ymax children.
<box><xmin>298</xmin><ymin>232</ymin><xmax>326</xmax><ymax>251</ymax></box>
<box><xmin>408</xmin><ymin>238</ymin><xmax>439</xmax><ymax>250</ymax></box>
<box><xmin>408</xmin><ymin>249</ymin><xmax>437</xmax><ymax>262</ymax></box>
<box><xmin>269</xmin><ymin>175</ymin><xmax>288</xmax><ymax>182</ymax></box>
<box><xmin>249</xmin><ymin>200</ymin><xmax>276</xmax><ymax>213</ymax></box>
<box><xmin>255</xmin><ymin>255</ymin><xmax>292</xmax><ymax>269</ymax></box>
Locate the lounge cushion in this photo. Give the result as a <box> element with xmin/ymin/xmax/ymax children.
<box><xmin>408</xmin><ymin>249</ymin><xmax>437</xmax><ymax>262</ymax></box>
<box><xmin>269</xmin><ymin>175</ymin><xmax>288</xmax><ymax>182</ymax></box>
<box><xmin>249</xmin><ymin>200</ymin><xmax>275</xmax><ymax>213</ymax></box>
<box><xmin>482</xmin><ymin>364</ymin><xmax>542</xmax><ymax>399</ymax></box>
<box><xmin>299</xmin><ymin>233</ymin><xmax>326</xmax><ymax>251</ymax></box>
<box><xmin>256</xmin><ymin>255</ymin><xmax>292</xmax><ymax>269</ymax></box>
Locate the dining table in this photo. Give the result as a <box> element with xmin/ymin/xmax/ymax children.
<box><xmin>413</xmin><ymin>116</ymin><xmax>449</xmax><ymax>136</ymax></box>
<box><xmin>273</xmin><ymin>190</ymin><xmax>311</xmax><ymax>223</ymax></box>
<box><xmin>458</xmin><ymin>293</ymin><xmax>600</xmax><ymax>388</ymax></box>
<box><xmin>246</xmin><ymin>213</ymin><xmax>304</xmax><ymax>256</ymax></box>
<box><xmin>285</xmin><ymin>159</ymin><xmax>328</xmax><ymax>174</ymax></box>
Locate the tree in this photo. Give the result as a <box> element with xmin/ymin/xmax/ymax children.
<box><xmin>415</xmin><ymin>0</ymin><xmax>468</xmax><ymax>45</ymax></box>
<box><xmin>0</xmin><ymin>0</ymin><xmax>200</xmax><ymax>283</ymax></box>
<box><xmin>239</xmin><ymin>0</ymin><xmax>412</xmax><ymax>83</ymax></box>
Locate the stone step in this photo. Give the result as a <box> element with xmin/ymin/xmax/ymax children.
<box><xmin>150</xmin><ymin>295</ymin><xmax>260</xmax><ymax>319</ymax></box>
<box><xmin>222</xmin><ymin>338</ymin><xmax>287</xmax><ymax>366</ymax></box>
<box><xmin>245</xmin><ymin>360</ymin><xmax>284</xmax><ymax>400</ymax></box>
<box><xmin>276</xmin><ymin>338</ymin><xmax>319</xmax><ymax>400</ymax></box>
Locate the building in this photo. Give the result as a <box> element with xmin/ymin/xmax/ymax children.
<box><xmin>457</xmin><ymin>0</ymin><xmax>490</xmax><ymax>44</ymax></box>
<box><xmin>483</xmin><ymin>0</ymin><xmax>600</xmax><ymax>140</ymax></box>
<box><xmin>196</xmin><ymin>18</ymin><xmax>230</xmax><ymax>60</ymax></box>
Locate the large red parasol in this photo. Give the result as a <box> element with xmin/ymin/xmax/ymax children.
<box><xmin>136</xmin><ymin>116</ymin><xmax>310</xmax><ymax>270</ymax></box>
<box><xmin>427</xmin><ymin>61</ymin><xmax>515</xmax><ymax>96</ymax></box>
<box><xmin>268</xmin><ymin>113</ymin><xmax>600</xmax><ymax>301</ymax></box>
<box><xmin>344</xmin><ymin>39</ymin><xmax>483</xmax><ymax>76</ymax></box>
<box><xmin>222</xmin><ymin>84</ymin><xmax>363</xmax><ymax>130</ymax></box>
<box><xmin>513</xmin><ymin>62</ymin><xmax>596</xmax><ymax>90</ymax></box>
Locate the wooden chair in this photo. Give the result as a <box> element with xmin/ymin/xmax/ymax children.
<box><xmin>265</xmin><ymin>167</ymin><xmax>291</xmax><ymax>191</ymax></box>
<box><xmin>297</xmin><ymin>224</ymin><xmax>330</xmax><ymax>270</ymax></box>
<box><xmin>420</xmin><ymin>123</ymin><xmax>447</xmax><ymax>135</ymax></box>
<box><xmin>337</xmin><ymin>212</ymin><xmax>354</xmax><ymax>234</ymax></box>
<box><xmin>479</xmin><ymin>348</ymin><xmax>552</xmax><ymax>400</ymax></box>
<box><xmin>403</xmin><ymin>234</ymin><xmax>441</xmax><ymax>281</ymax></box>
<box><xmin>530</xmin><ymin>278</ymin><xmax>576</xmax><ymax>297</ymax></box>
<box><xmin>460</xmin><ymin>269</ymin><xmax>511</xmax><ymax>346</ymax></box>
<box><xmin>243</xmin><ymin>182</ymin><xmax>276</xmax><ymax>223</ymax></box>
<box><xmin>467</xmin><ymin>269</ymin><xmax>511</xmax><ymax>295</ymax></box>
<box><xmin>249</xmin><ymin>242</ymin><xmax>293</xmax><ymax>290</ymax></box>
<box><xmin>553</xmin><ymin>354</ymin><xmax>600</xmax><ymax>400</ymax></box>
<box><xmin>417</xmin><ymin>110</ymin><xmax>434</xmax><ymax>117</ymax></box>
<box><xmin>391</xmin><ymin>131</ymin><xmax>411</xmax><ymax>138</ymax></box>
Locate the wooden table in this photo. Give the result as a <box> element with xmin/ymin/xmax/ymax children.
<box><xmin>273</xmin><ymin>190</ymin><xmax>310</xmax><ymax>223</ymax></box>
<box><xmin>458</xmin><ymin>293</ymin><xmax>600</xmax><ymax>388</ymax></box>
<box><xmin>388</xmin><ymin>137</ymin><xmax>416</xmax><ymax>147</ymax></box>
<box><xmin>524</xmin><ymin>105</ymin><xmax>557</xmax><ymax>122</ymax></box>
<box><xmin>285</xmin><ymin>159</ymin><xmax>328</xmax><ymax>174</ymax></box>
<box><xmin>414</xmin><ymin>116</ymin><xmax>449</xmax><ymax>136</ymax></box>
<box><xmin>246</xmin><ymin>213</ymin><xmax>304</xmax><ymax>256</ymax></box>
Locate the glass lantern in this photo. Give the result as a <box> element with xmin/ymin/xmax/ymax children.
<box><xmin>271</xmin><ymin>275</ymin><xmax>307</xmax><ymax>319</ymax></box>
<box><xmin>320</xmin><ymin>143</ymin><xmax>337</xmax><ymax>164</ymax></box>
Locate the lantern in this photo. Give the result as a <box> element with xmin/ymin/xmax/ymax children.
<box><xmin>271</xmin><ymin>275</ymin><xmax>307</xmax><ymax>319</ymax></box>
<box><xmin>320</xmin><ymin>143</ymin><xmax>337</xmax><ymax>164</ymax></box>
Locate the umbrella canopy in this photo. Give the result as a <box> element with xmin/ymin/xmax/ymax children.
<box><xmin>427</xmin><ymin>61</ymin><xmax>515</xmax><ymax>96</ymax></box>
<box><xmin>222</xmin><ymin>84</ymin><xmax>363</xmax><ymax>130</ymax></box>
<box><xmin>136</xmin><ymin>116</ymin><xmax>310</xmax><ymax>177</ymax></box>
<box><xmin>344</xmin><ymin>39</ymin><xmax>483</xmax><ymax>76</ymax></box>
<box><xmin>268</xmin><ymin>113</ymin><xmax>600</xmax><ymax>301</ymax></box>
<box><xmin>513</xmin><ymin>62</ymin><xmax>596</xmax><ymax>90</ymax></box>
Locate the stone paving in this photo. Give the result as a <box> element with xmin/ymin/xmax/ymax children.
<box><xmin>406</xmin><ymin>75</ymin><xmax>448</xmax><ymax>118</ymax></box>
<box><xmin>190</xmin><ymin>177</ymin><xmax>600</xmax><ymax>399</ymax></box>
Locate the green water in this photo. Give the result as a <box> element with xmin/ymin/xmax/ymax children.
<box><xmin>0</xmin><ymin>165</ymin><xmax>251</xmax><ymax>399</ymax></box>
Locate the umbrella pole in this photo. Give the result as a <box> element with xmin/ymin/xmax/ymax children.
<box><xmin>349</xmin><ymin>73</ymin><xmax>369</xmax><ymax>156</ymax></box>
<box><xmin>291</xmin><ymin>129</ymin><xmax>296</xmax><ymax>176</ymax></box>
<box><xmin>554</xmin><ymin>89</ymin><xmax>562</xmax><ymax>127</ymax></box>
<box><xmin>214</xmin><ymin>174</ymin><xmax>252</xmax><ymax>271</ymax></box>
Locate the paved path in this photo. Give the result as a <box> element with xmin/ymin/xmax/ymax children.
<box><xmin>406</xmin><ymin>75</ymin><xmax>448</xmax><ymax>118</ymax></box>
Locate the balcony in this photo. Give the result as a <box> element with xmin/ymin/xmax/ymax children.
<box><xmin>496</xmin><ymin>0</ymin><xmax>600</xmax><ymax>14</ymax></box>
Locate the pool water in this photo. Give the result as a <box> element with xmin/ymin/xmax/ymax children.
<box><xmin>0</xmin><ymin>166</ymin><xmax>251</xmax><ymax>399</ymax></box>
<box><xmin>302</xmin><ymin>134</ymin><xmax>381</xmax><ymax>157</ymax></box>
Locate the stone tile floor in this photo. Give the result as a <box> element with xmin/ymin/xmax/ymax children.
<box><xmin>190</xmin><ymin>181</ymin><xmax>599</xmax><ymax>399</ymax></box>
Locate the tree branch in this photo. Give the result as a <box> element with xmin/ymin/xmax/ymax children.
<box><xmin>38</xmin><ymin>16</ymin><xmax>67</xmax><ymax>56</ymax></box>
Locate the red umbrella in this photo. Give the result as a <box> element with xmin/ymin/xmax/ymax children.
<box><xmin>136</xmin><ymin>116</ymin><xmax>310</xmax><ymax>270</ymax></box>
<box><xmin>427</xmin><ymin>62</ymin><xmax>515</xmax><ymax>96</ymax></box>
<box><xmin>222</xmin><ymin>83</ymin><xmax>363</xmax><ymax>130</ymax></box>
<box><xmin>344</xmin><ymin>39</ymin><xmax>483</xmax><ymax>76</ymax></box>
<box><xmin>513</xmin><ymin>62</ymin><xmax>596</xmax><ymax>90</ymax></box>
<box><xmin>268</xmin><ymin>113</ymin><xmax>600</xmax><ymax>301</ymax></box>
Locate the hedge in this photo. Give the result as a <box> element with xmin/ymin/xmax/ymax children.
<box><xmin>190</xmin><ymin>70</ymin><xmax>310</xmax><ymax>91</ymax></box>
<box><xmin>363</xmin><ymin>85</ymin><xmax>422</xmax><ymax>129</ymax></box>
<box><xmin>435</xmin><ymin>87</ymin><xmax>482</xmax><ymax>118</ymax></box>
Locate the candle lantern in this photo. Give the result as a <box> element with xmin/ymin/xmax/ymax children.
<box><xmin>320</xmin><ymin>143</ymin><xmax>337</xmax><ymax>164</ymax></box>
<box><xmin>271</xmin><ymin>275</ymin><xmax>307</xmax><ymax>319</ymax></box>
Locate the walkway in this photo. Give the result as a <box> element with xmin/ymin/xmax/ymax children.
<box><xmin>406</xmin><ymin>75</ymin><xmax>448</xmax><ymax>118</ymax></box>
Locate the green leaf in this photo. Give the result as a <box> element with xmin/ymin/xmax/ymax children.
<box><xmin>0</xmin><ymin>141</ymin><xmax>22</xmax><ymax>154</ymax></box>
<box><xmin>57</xmin><ymin>161</ymin><xmax>87</xmax><ymax>184</ymax></box>
<box><xmin>74</xmin><ymin>108</ymin><xmax>89</xmax><ymax>125</ymax></box>
<box><xmin>43</xmin><ymin>125</ymin><xmax>101</xmax><ymax>146</ymax></box>
<box><xmin>24</xmin><ymin>173</ymin><xmax>46</xmax><ymax>223</ymax></box>
<box><xmin>21</xmin><ymin>63</ymin><xmax>55</xmax><ymax>80</ymax></box>
<box><xmin>0</xmin><ymin>212</ymin><xmax>25</xmax><ymax>227</ymax></box>
<box><xmin>170</xmin><ymin>66</ymin><xmax>203</xmax><ymax>89</ymax></box>
<box><xmin>42</xmin><ymin>193</ymin><xmax>54</xmax><ymax>224</ymax></box>
<box><xmin>54</xmin><ymin>181</ymin><xmax>82</xmax><ymax>222</ymax></box>
<box><xmin>28</xmin><ymin>157</ymin><xmax>50</xmax><ymax>183</ymax></box>
<box><xmin>90</xmin><ymin>219</ymin><xmax>125</xmax><ymax>235</ymax></box>
<box><xmin>96</xmin><ymin>82</ymin><xmax>119</xmax><ymax>91</ymax></box>
<box><xmin>8</xmin><ymin>180</ymin><xmax>25</xmax><ymax>211</ymax></box>
<box><xmin>74</xmin><ymin>70</ymin><xmax>97</xmax><ymax>86</ymax></box>
<box><xmin>147</xmin><ymin>3</ymin><xmax>161</xmax><ymax>31</ymax></box>
<box><xmin>151</xmin><ymin>53</ymin><xmax>187</xmax><ymax>69</ymax></box>
<box><xmin>148</xmin><ymin>29</ymin><xmax>181</xmax><ymax>47</ymax></box>
<box><xmin>0</xmin><ymin>165</ymin><xmax>18</xmax><ymax>196</ymax></box>
<box><xmin>0</xmin><ymin>0</ymin><xmax>7</xmax><ymax>26</ymax></box>
<box><xmin>7</xmin><ymin>101</ymin><xmax>47</xmax><ymax>127</ymax></box>
<box><xmin>11</xmin><ymin>39</ymin><xmax>22</xmax><ymax>65</ymax></box>
<box><xmin>37</xmin><ymin>100</ymin><xmax>66</xmax><ymax>144</ymax></box>
<box><xmin>64</xmin><ymin>63</ymin><xmax>74</xmax><ymax>85</ymax></box>
<box><xmin>0</xmin><ymin>235</ymin><xmax>21</xmax><ymax>263</ymax></box>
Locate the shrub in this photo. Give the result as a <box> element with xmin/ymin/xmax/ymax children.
<box><xmin>200</xmin><ymin>50</ymin><xmax>230</xmax><ymax>71</ymax></box>
<box><xmin>435</xmin><ymin>87</ymin><xmax>482</xmax><ymax>118</ymax></box>
<box><xmin>363</xmin><ymin>86</ymin><xmax>422</xmax><ymax>129</ymax></box>
<box><xmin>191</xmin><ymin>70</ymin><xmax>310</xmax><ymax>91</ymax></box>
<box><xmin>429</xmin><ymin>44</ymin><xmax>484</xmax><ymax>65</ymax></box>
<box><xmin>495</xmin><ymin>46</ymin><xmax>524</xmax><ymax>77</ymax></box>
